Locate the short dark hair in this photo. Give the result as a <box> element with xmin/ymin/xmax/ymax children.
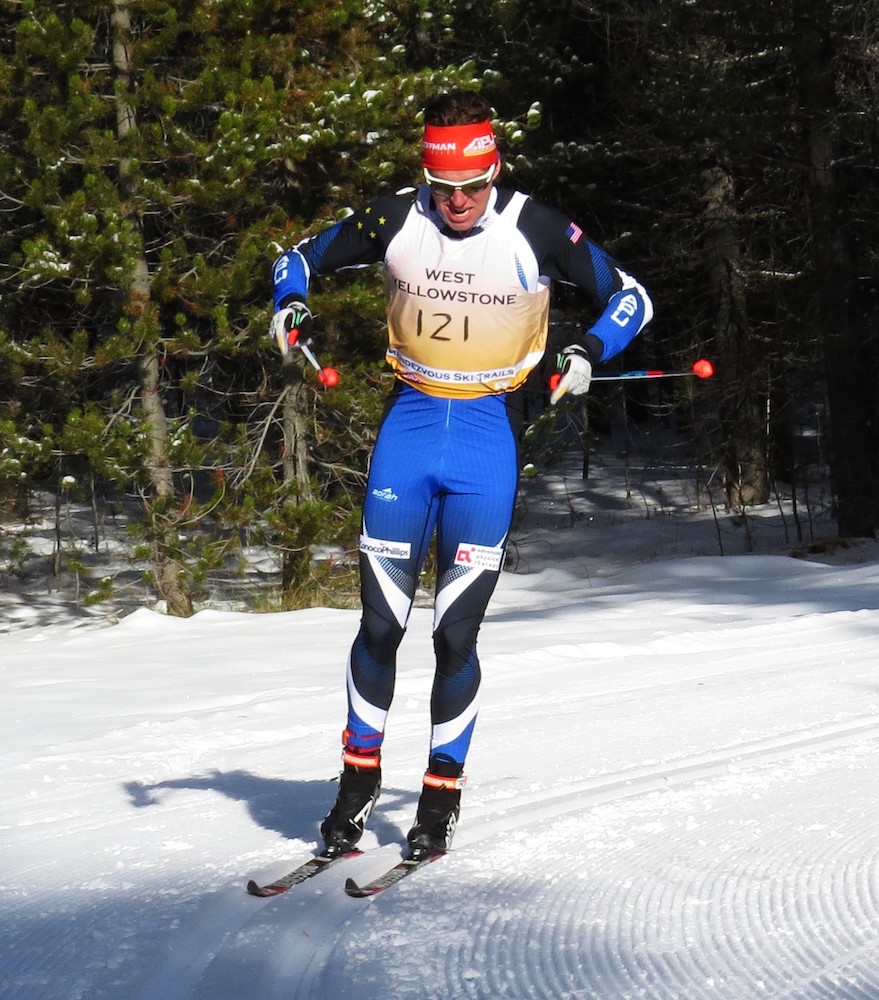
<box><xmin>423</xmin><ymin>90</ymin><xmax>492</xmax><ymax>127</ymax></box>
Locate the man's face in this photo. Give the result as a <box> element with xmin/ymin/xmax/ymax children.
<box><xmin>425</xmin><ymin>162</ymin><xmax>500</xmax><ymax>233</ymax></box>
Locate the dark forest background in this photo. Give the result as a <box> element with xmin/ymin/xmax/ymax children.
<box><xmin>1</xmin><ymin>0</ymin><xmax>877</xmax><ymax>615</ymax></box>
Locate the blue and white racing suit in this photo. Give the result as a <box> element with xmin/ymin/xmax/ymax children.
<box><xmin>273</xmin><ymin>184</ymin><xmax>653</xmax><ymax>770</ymax></box>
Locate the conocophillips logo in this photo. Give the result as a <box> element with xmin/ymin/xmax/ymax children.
<box><xmin>359</xmin><ymin>536</ymin><xmax>411</xmax><ymax>560</ymax></box>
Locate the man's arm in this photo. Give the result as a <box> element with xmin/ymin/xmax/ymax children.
<box><xmin>272</xmin><ymin>193</ymin><xmax>414</xmax><ymax>311</ymax></box>
<box><xmin>518</xmin><ymin>198</ymin><xmax>654</xmax><ymax>365</ymax></box>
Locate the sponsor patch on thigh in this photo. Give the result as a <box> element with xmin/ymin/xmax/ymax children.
<box><xmin>454</xmin><ymin>542</ymin><xmax>504</xmax><ymax>571</ymax></box>
<box><xmin>359</xmin><ymin>535</ymin><xmax>412</xmax><ymax>560</ymax></box>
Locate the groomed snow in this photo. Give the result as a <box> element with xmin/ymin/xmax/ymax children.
<box><xmin>3</xmin><ymin>449</ymin><xmax>879</xmax><ymax>999</ymax></box>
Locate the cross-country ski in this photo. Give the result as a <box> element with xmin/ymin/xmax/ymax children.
<box><xmin>344</xmin><ymin>850</ymin><xmax>445</xmax><ymax>898</ymax></box>
<box><xmin>245</xmin><ymin>848</ymin><xmax>361</xmax><ymax>897</ymax></box>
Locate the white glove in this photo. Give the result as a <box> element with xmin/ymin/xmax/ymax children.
<box><xmin>550</xmin><ymin>346</ymin><xmax>593</xmax><ymax>405</ymax></box>
<box><xmin>270</xmin><ymin>301</ymin><xmax>313</xmax><ymax>356</ymax></box>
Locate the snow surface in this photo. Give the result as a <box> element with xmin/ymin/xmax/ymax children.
<box><xmin>4</xmin><ymin>449</ymin><xmax>879</xmax><ymax>999</ymax></box>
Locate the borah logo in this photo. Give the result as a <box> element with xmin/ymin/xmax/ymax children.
<box><xmin>371</xmin><ymin>487</ymin><xmax>399</xmax><ymax>502</ymax></box>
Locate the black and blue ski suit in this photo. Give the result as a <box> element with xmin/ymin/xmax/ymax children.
<box><xmin>272</xmin><ymin>183</ymin><xmax>653</xmax><ymax>770</ymax></box>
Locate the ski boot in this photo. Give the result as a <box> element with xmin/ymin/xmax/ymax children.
<box><xmin>406</xmin><ymin>756</ymin><xmax>466</xmax><ymax>859</ymax></box>
<box><xmin>320</xmin><ymin>736</ymin><xmax>381</xmax><ymax>856</ymax></box>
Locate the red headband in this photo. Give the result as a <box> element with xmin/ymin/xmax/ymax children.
<box><xmin>421</xmin><ymin>121</ymin><xmax>498</xmax><ymax>171</ymax></box>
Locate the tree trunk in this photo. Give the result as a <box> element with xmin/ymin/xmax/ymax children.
<box><xmin>113</xmin><ymin>0</ymin><xmax>193</xmax><ymax>614</ymax></box>
<box><xmin>793</xmin><ymin>3</ymin><xmax>879</xmax><ymax>537</ymax></box>
<box><xmin>701</xmin><ymin>162</ymin><xmax>769</xmax><ymax>507</ymax></box>
<box><xmin>138</xmin><ymin>325</ymin><xmax>194</xmax><ymax>617</ymax></box>
<box><xmin>281</xmin><ymin>354</ymin><xmax>314</xmax><ymax>495</ymax></box>
<box><xmin>280</xmin><ymin>354</ymin><xmax>316</xmax><ymax>593</ymax></box>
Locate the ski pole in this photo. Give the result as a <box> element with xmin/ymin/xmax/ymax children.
<box><xmin>286</xmin><ymin>314</ymin><xmax>339</xmax><ymax>388</ymax></box>
<box><xmin>549</xmin><ymin>358</ymin><xmax>714</xmax><ymax>391</ymax></box>
<box><xmin>593</xmin><ymin>358</ymin><xmax>715</xmax><ymax>382</ymax></box>
<box><xmin>298</xmin><ymin>340</ymin><xmax>340</xmax><ymax>387</ymax></box>
<box><xmin>287</xmin><ymin>325</ymin><xmax>340</xmax><ymax>387</ymax></box>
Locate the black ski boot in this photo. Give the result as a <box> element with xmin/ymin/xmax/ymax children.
<box><xmin>320</xmin><ymin>742</ymin><xmax>381</xmax><ymax>856</ymax></box>
<box><xmin>406</xmin><ymin>756</ymin><xmax>466</xmax><ymax>859</ymax></box>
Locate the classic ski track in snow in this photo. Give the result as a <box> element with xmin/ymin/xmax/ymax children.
<box><xmin>179</xmin><ymin>715</ymin><xmax>879</xmax><ymax>1000</ymax></box>
<box><xmin>459</xmin><ymin>714</ymin><xmax>879</xmax><ymax>843</ymax></box>
<box><xmin>176</xmin><ymin>848</ymin><xmax>407</xmax><ymax>1000</ymax></box>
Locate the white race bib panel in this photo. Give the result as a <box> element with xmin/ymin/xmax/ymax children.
<box><xmin>384</xmin><ymin>190</ymin><xmax>550</xmax><ymax>398</ymax></box>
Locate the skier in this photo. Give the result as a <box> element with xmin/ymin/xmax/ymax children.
<box><xmin>269</xmin><ymin>90</ymin><xmax>653</xmax><ymax>859</ymax></box>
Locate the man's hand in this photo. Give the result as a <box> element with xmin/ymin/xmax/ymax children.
<box><xmin>550</xmin><ymin>345</ymin><xmax>593</xmax><ymax>405</ymax></box>
<box><xmin>270</xmin><ymin>301</ymin><xmax>314</xmax><ymax>356</ymax></box>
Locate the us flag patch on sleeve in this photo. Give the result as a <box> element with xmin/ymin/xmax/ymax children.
<box><xmin>566</xmin><ymin>221</ymin><xmax>583</xmax><ymax>244</ymax></box>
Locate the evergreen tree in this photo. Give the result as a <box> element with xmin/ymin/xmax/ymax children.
<box><xmin>518</xmin><ymin>0</ymin><xmax>879</xmax><ymax>530</ymax></box>
<box><xmin>0</xmin><ymin>0</ymin><xmax>527</xmax><ymax>610</ymax></box>
<box><xmin>790</xmin><ymin>0</ymin><xmax>879</xmax><ymax>535</ymax></box>
<box><xmin>4</xmin><ymin>0</ymin><xmax>876</xmax><ymax>616</ymax></box>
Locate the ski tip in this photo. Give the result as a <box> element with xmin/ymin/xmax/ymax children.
<box><xmin>246</xmin><ymin>878</ymin><xmax>285</xmax><ymax>898</ymax></box>
<box><xmin>344</xmin><ymin>876</ymin><xmax>375</xmax><ymax>898</ymax></box>
<box><xmin>245</xmin><ymin>848</ymin><xmax>363</xmax><ymax>898</ymax></box>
